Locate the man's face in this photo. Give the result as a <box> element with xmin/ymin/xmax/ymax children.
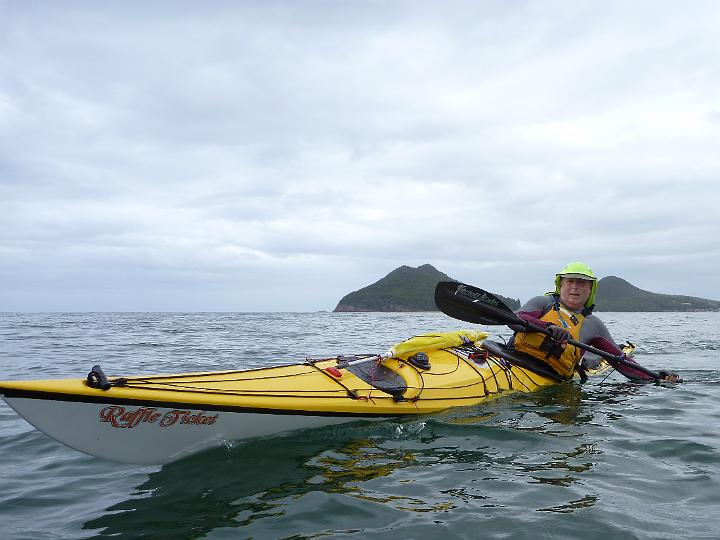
<box><xmin>559</xmin><ymin>277</ymin><xmax>592</xmax><ymax>310</ymax></box>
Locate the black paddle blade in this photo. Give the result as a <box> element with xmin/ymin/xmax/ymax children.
<box><xmin>434</xmin><ymin>281</ymin><xmax>522</xmax><ymax>326</ymax></box>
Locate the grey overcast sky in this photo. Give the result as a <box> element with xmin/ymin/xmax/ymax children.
<box><xmin>1</xmin><ymin>1</ymin><xmax>719</xmax><ymax>311</ymax></box>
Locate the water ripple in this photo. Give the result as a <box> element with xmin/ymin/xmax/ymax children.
<box><xmin>1</xmin><ymin>312</ymin><xmax>719</xmax><ymax>539</ymax></box>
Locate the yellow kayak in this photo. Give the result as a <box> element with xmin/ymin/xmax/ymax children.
<box><xmin>0</xmin><ymin>330</ymin><xmax>616</xmax><ymax>464</ymax></box>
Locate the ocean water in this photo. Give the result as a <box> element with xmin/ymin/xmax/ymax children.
<box><xmin>1</xmin><ymin>311</ymin><xmax>719</xmax><ymax>540</ymax></box>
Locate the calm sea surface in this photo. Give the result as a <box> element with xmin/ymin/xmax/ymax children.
<box><xmin>1</xmin><ymin>312</ymin><xmax>719</xmax><ymax>539</ymax></box>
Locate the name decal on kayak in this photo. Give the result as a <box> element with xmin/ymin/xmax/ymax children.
<box><xmin>455</xmin><ymin>284</ymin><xmax>500</xmax><ymax>306</ymax></box>
<box><xmin>99</xmin><ymin>406</ymin><xmax>219</xmax><ymax>429</ymax></box>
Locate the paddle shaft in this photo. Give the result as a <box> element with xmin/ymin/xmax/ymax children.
<box><xmin>436</xmin><ymin>282</ymin><xmax>664</xmax><ymax>381</ymax></box>
<box><xmin>518</xmin><ymin>318</ymin><xmax>662</xmax><ymax>380</ymax></box>
<box><xmin>335</xmin><ymin>355</ymin><xmax>382</xmax><ymax>369</ymax></box>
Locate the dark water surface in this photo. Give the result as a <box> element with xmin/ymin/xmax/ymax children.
<box><xmin>1</xmin><ymin>312</ymin><xmax>718</xmax><ymax>539</ymax></box>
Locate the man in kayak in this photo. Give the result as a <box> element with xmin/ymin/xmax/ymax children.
<box><xmin>511</xmin><ymin>262</ymin><xmax>680</xmax><ymax>382</ymax></box>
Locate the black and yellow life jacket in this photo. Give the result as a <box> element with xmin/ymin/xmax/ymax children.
<box><xmin>513</xmin><ymin>295</ymin><xmax>585</xmax><ymax>378</ymax></box>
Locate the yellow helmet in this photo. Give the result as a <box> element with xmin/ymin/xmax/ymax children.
<box><xmin>554</xmin><ymin>262</ymin><xmax>597</xmax><ymax>308</ymax></box>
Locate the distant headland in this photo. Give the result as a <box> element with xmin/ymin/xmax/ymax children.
<box><xmin>333</xmin><ymin>264</ymin><xmax>520</xmax><ymax>312</ymax></box>
<box><xmin>594</xmin><ymin>275</ymin><xmax>720</xmax><ymax>311</ymax></box>
<box><xmin>333</xmin><ymin>264</ymin><xmax>720</xmax><ymax>313</ymax></box>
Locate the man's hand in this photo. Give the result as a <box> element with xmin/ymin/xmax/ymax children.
<box><xmin>659</xmin><ymin>371</ymin><xmax>682</xmax><ymax>383</ymax></box>
<box><xmin>547</xmin><ymin>324</ymin><xmax>570</xmax><ymax>342</ymax></box>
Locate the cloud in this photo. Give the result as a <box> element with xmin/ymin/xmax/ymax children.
<box><xmin>1</xmin><ymin>1</ymin><xmax>720</xmax><ymax>310</ymax></box>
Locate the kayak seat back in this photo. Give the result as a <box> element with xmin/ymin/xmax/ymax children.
<box><xmin>480</xmin><ymin>341</ymin><xmax>565</xmax><ymax>382</ymax></box>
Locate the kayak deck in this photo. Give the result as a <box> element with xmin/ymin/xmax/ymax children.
<box><xmin>0</xmin><ymin>345</ymin><xmax>565</xmax><ymax>416</ymax></box>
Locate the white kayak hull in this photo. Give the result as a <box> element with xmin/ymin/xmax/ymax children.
<box><xmin>3</xmin><ymin>396</ymin><xmax>377</xmax><ymax>464</ymax></box>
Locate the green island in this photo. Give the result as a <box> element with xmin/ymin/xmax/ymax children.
<box><xmin>333</xmin><ymin>265</ymin><xmax>720</xmax><ymax>312</ymax></box>
<box><xmin>333</xmin><ymin>264</ymin><xmax>520</xmax><ymax>312</ymax></box>
<box><xmin>594</xmin><ymin>275</ymin><xmax>720</xmax><ymax>312</ymax></box>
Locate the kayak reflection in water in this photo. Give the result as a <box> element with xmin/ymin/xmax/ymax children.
<box><xmin>509</xmin><ymin>262</ymin><xmax>680</xmax><ymax>383</ymax></box>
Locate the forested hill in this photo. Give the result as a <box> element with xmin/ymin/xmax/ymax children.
<box><xmin>333</xmin><ymin>264</ymin><xmax>521</xmax><ymax>312</ymax></box>
<box><xmin>595</xmin><ymin>276</ymin><xmax>720</xmax><ymax>311</ymax></box>
<box><xmin>333</xmin><ymin>267</ymin><xmax>720</xmax><ymax>313</ymax></box>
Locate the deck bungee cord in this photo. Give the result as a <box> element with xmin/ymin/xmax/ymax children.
<box><xmin>85</xmin><ymin>343</ymin><xmax>542</xmax><ymax>404</ymax></box>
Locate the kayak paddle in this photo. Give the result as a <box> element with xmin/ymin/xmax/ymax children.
<box><xmin>434</xmin><ymin>281</ymin><xmax>666</xmax><ymax>382</ymax></box>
